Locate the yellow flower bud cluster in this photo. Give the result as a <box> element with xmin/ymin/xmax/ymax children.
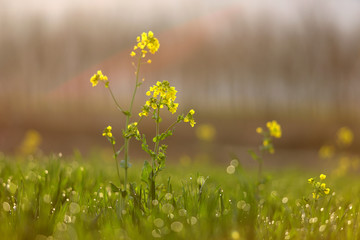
<box><xmin>90</xmin><ymin>70</ymin><xmax>109</xmax><ymax>87</ymax></box>
<box><xmin>139</xmin><ymin>81</ymin><xmax>179</xmax><ymax>117</ymax></box>
<box><xmin>184</xmin><ymin>109</ymin><xmax>196</xmax><ymax>127</ymax></box>
<box><xmin>308</xmin><ymin>174</ymin><xmax>330</xmax><ymax>199</ymax></box>
<box><xmin>130</xmin><ymin>31</ymin><xmax>160</xmax><ymax>59</ymax></box>
<box><xmin>256</xmin><ymin>120</ymin><xmax>282</xmax><ymax>154</ymax></box>
<box><xmin>266</xmin><ymin>120</ymin><xmax>282</xmax><ymax>138</ymax></box>
<box><xmin>102</xmin><ymin>126</ymin><xmax>115</xmax><ymax>145</ymax></box>
<box><xmin>123</xmin><ymin>122</ymin><xmax>140</xmax><ymax>139</ymax></box>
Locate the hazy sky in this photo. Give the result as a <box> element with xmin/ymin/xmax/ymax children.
<box><xmin>3</xmin><ymin>0</ymin><xmax>360</xmax><ymax>31</ymax></box>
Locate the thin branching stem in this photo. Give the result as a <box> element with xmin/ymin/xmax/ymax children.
<box><xmin>123</xmin><ymin>55</ymin><xmax>143</xmax><ymax>190</ymax></box>
<box><xmin>107</xmin><ymin>86</ymin><xmax>125</xmax><ymax>113</ymax></box>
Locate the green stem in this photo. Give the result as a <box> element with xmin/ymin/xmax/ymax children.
<box><xmin>123</xmin><ymin>55</ymin><xmax>143</xmax><ymax>191</ymax></box>
<box><xmin>150</xmin><ymin>105</ymin><xmax>161</xmax><ymax>200</ymax></box>
<box><xmin>107</xmin><ymin>86</ymin><xmax>125</xmax><ymax>113</ymax></box>
<box><xmin>258</xmin><ymin>151</ymin><xmax>264</xmax><ymax>183</ymax></box>
<box><xmin>153</xmin><ymin>106</ymin><xmax>161</xmax><ymax>156</ymax></box>
<box><xmin>112</xmin><ymin>144</ymin><xmax>124</xmax><ymax>186</ymax></box>
<box><xmin>163</xmin><ymin>119</ymin><xmax>180</xmax><ymax>134</ymax></box>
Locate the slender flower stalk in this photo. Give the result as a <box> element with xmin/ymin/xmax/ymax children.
<box><xmin>90</xmin><ymin>31</ymin><xmax>160</xmax><ymax>194</ymax></box>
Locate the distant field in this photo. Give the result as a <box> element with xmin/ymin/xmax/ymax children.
<box><xmin>0</xmin><ymin>153</ymin><xmax>359</xmax><ymax>239</ymax></box>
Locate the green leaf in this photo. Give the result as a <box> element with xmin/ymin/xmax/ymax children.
<box><xmin>141</xmin><ymin>161</ymin><xmax>152</xmax><ymax>183</ymax></box>
<box><xmin>120</xmin><ymin>160</ymin><xmax>132</xmax><ymax>168</ymax></box>
<box><xmin>122</xmin><ymin>111</ymin><xmax>131</xmax><ymax>116</ymax></box>
<box><xmin>110</xmin><ymin>182</ymin><xmax>120</xmax><ymax>192</ymax></box>
<box><xmin>248</xmin><ymin>150</ymin><xmax>259</xmax><ymax>162</ymax></box>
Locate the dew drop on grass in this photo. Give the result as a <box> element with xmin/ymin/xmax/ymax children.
<box><xmin>309</xmin><ymin>217</ymin><xmax>318</xmax><ymax>224</ymax></box>
<box><xmin>165</xmin><ymin>193</ymin><xmax>173</xmax><ymax>200</ymax></box>
<box><xmin>230</xmin><ymin>159</ymin><xmax>239</xmax><ymax>167</ymax></box>
<box><xmin>69</xmin><ymin>202</ymin><xmax>80</xmax><ymax>215</ymax></box>
<box><xmin>64</xmin><ymin>215</ymin><xmax>72</xmax><ymax>223</ymax></box>
<box><xmin>237</xmin><ymin>200</ymin><xmax>246</xmax><ymax>209</ymax></box>
<box><xmin>178</xmin><ymin>209</ymin><xmax>187</xmax><ymax>216</ymax></box>
<box><xmin>162</xmin><ymin>203</ymin><xmax>174</xmax><ymax>214</ymax></box>
<box><xmin>3</xmin><ymin>202</ymin><xmax>10</xmax><ymax>212</ymax></box>
<box><xmin>170</xmin><ymin>221</ymin><xmax>183</xmax><ymax>232</ymax></box>
<box><xmin>7</xmin><ymin>182</ymin><xmax>17</xmax><ymax>195</ymax></box>
<box><xmin>271</xmin><ymin>191</ymin><xmax>278</xmax><ymax>198</ymax></box>
<box><xmin>43</xmin><ymin>194</ymin><xmax>51</xmax><ymax>204</ymax></box>
<box><xmin>154</xmin><ymin>218</ymin><xmax>164</xmax><ymax>228</ymax></box>
<box><xmin>243</xmin><ymin>204</ymin><xmax>251</xmax><ymax>212</ymax></box>
<box><xmin>226</xmin><ymin>165</ymin><xmax>235</xmax><ymax>175</ymax></box>
<box><xmin>189</xmin><ymin>216</ymin><xmax>197</xmax><ymax>225</ymax></box>
<box><xmin>152</xmin><ymin>229</ymin><xmax>161</xmax><ymax>238</ymax></box>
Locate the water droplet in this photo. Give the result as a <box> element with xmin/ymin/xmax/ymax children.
<box><xmin>3</xmin><ymin>202</ymin><xmax>10</xmax><ymax>212</ymax></box>
<box><xmin>171</xmin><ymin>221</ymin><xmax>183</xmax><ymax>232</ymax></box>
<box><xmin>154</xmin><ymin>218</ymin><xmax>164</xmax><ymax>228</ymax></box>
<box><xmin>226</xmin><ymin>165</ymin><xmax>236</xmax><ymax>175</ymax></box>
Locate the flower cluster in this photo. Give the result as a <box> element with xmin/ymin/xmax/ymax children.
<box><xmin>139</xmin><ymin>81</ymin><xmax>179</xmax><ymax>116</ymax></box>
<box><xmin>130</xmin><ymin>31</ymin><xmax>160</xmax><ymax>60</ymax></box>
<box><xmin>90</xmin><ymin>70</ymin><xmax>109</xmax><ymax>87</ymax></box>
<box><xmin>308</xmin><ymin>174</ymin><xmax>330</xmax><ymax>199</ymax></box>
<box><xmin>184</xmin><ymin>109</ymin><xmax>196</xmax><ymax>127</ymax></box>
<box><xmin>337</xmin><ymin>127</ymin><xmax>353</xmax><ymax>147</ymax></box>
<box><xmin>256</xmin><ymin>120</ymin><xmax>282</xmax><ymax>154</ymax></box>
<box><xmin>266</xmin><ymin>120</ymin><xmax>282</xmax><ymax>138</ymax></box>
<box><xmin>102</xmin><ymin>126</ymin><xmax>115</xmax><ymax>145</ymax></box>
<box><xmin>123</xmin><ymin>122</ymin><xmax>140</xmax><ymax>139</ymax></box>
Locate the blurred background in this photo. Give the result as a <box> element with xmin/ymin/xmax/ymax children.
<box><xmin>1</xmin><ymin>0</ymin><xmax>360</xmax><ymax>167</ymax></box>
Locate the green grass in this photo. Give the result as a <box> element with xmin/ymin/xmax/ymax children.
<box><xmin>0</xmin><ymin>153</ymin><xmax>359</xmax><ymax>240</ymax></box>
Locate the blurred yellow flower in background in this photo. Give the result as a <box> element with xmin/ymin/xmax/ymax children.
<box><xmin>196</xmin><ymin>124</ymin><xmax>216</xmax><ymax>142</ymax></box>
<box><xmin>18</xmin><ymin>129</ymin><xmax>42</xmax><ymax>155</ymax></box>
<box><xmin>337</xmin><ymin>127</ymin><xmax>353</xmax><ymax>147</ymax></box>
<box><xmin>318</xmin><ymin>145</ymin><xmax>335</xmax><ymax>159</ymax></box>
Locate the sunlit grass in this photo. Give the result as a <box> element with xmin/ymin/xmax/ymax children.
<box><xmin>1</xmin><ymin>153</ymin><xmax>359</xmax><ymax>239</ymax></box>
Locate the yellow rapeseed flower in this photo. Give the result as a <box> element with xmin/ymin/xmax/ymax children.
<box><xmin>324</xmin><ymin>188</ymin><xmax>330</xmax><ymax>194</ymax></box>
<box><xmin>256</xmin><ymin>127</ymin><xmax>263</xmax><ymax>134</ymax></box>
<box><xmin>320</xmin><ymin>174</ymin><xmax>326</xmax><ymax>180</ymax></box>
<box><xmin>90</xmin><ymin>70</ymin><xmax>109</xmax><ymax>87</ymax></box>
<box><xmin>102</xmin><ymin>125</ymin><xmax>115</xmax><ymax>144</ymax></box>
<box><xmin>266</xmin><ymin>120</ymin><xmax>282</xmax><ymax>138</ymax></box>
<box><xmin>312</xmin><ymin>193</ymin><xmax>320</xmax><ymax>199</ymax></box>
<box><xmin>132</xmin><ymin>31</ymin><xmax>160</xmax><ymax>58</ymax></box>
